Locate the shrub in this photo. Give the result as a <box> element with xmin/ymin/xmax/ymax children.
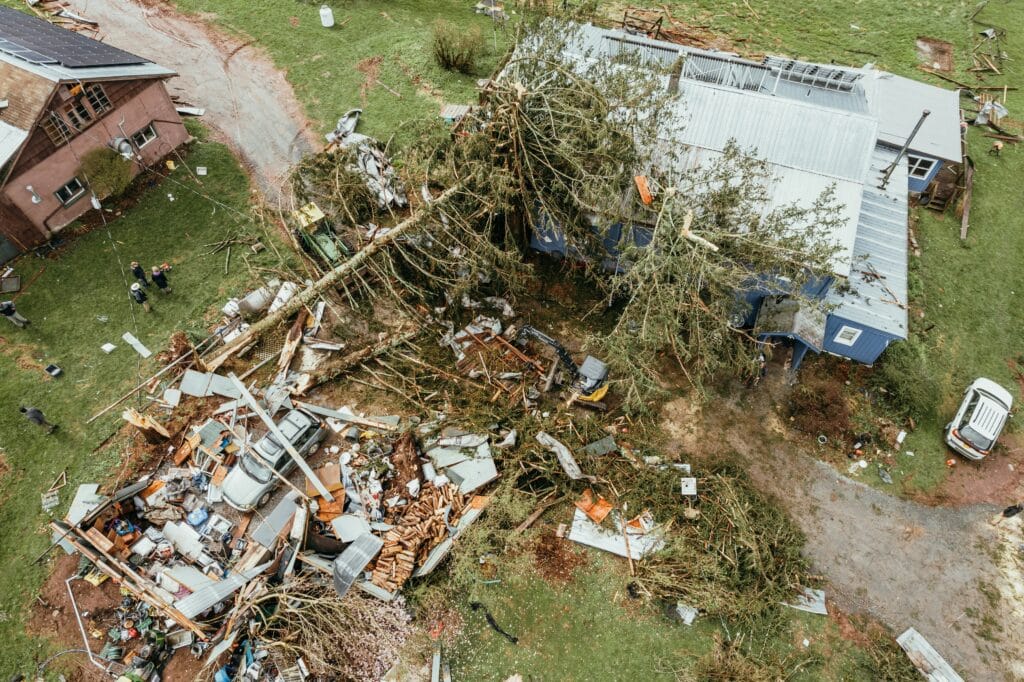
<box><xmin>432</xmin><ymin>19</ymin><xmax>483</xmax><ymax>74</ymax></box>
<box><xmin>77</xmin><ymin>147</ymin><xmax>133</xmax><ymax>200</ymax></box>
<box><xmin>871</xmin><ymin>337</ymin><xmax>939</xmax><ymax>421</ymax></box>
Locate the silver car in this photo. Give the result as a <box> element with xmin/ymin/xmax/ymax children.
<box><xmin>222</xmin><ymin>408</ymin><xmax>327</xmax><ymax>511</ymax></box>
<box><xmin>945</xmin><ymin>378</ymin><xmax>1014</xmax><ymax>460</ymax></box>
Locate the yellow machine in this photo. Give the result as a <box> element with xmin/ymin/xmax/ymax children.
<box><xmin>515</xmin><ymin>325</ymin><xmax>610</xmax><ymax>404</ymax></box>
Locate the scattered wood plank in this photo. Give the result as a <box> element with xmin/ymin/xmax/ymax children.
<box><xmin>960</xmin><ymin>159</ymin><xmax>975</xmax><ymax>240</ymax></box>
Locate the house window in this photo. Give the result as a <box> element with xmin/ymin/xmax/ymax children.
<box><xmin>131</xmin><ymin>123</ymin><xmax>158</xmax><ymax>149</ymax></box>
<box><xmin>907</xmin><ymin>155</ymin><xmax>937</xmax><ymax>179</ymax></box>
<box><xmin>40</xmin><ymin>84</ymin><xmax>113</xmax><ymax>147</ymax></box>
<box><xmin>41</xmin><ymin>112</ymin><xmax>73</xmax><ymax>146</ymax></box>
<box><xmin>833</xmin><ymin>325</ymin><xmax>862</xmax><ymax>347</ymax></box>
<box><xmin>54</xmin><ymin>177</ymin><xmax>86</xmax><ymax>206</ymax></box>
<box><xmin>85</xmin><ymin>84</ymin><xmax>112</xmax><ymax>116</ymax></box>
<box><xmin>64</xmin><ymin>100</ymin><xmax>93</xmax><ymax>130</ymax></box>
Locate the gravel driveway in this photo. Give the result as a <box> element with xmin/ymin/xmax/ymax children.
<box><xmin>663</xmin><ymin>391</ymin><xmax>1024</xmax><ymax>681</ymax></box>
<box><xmin>66</xmin><ymin>0</ymin><xmax>320</xmax><ymax>201</ymax></box>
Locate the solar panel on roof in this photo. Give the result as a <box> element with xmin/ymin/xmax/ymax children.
<box><xmin>0</xmin><ymin>6</ymin><xmax>148</xmax><ymax>68</ymax></box>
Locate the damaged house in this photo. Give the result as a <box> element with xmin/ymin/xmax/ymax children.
<box><xmin>0</xmin><ymin>7</ymin><xmax>189</xmax><ymax>261</ymax></box>
<box><xmin>530</xmin><ymin>24</ymin><xmax>962</xmax><ymax>368</ymax></box>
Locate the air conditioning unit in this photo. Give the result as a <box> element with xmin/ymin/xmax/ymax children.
<box><xmin>109</xmin><ymin>137</ymin><xmax>134</xmax><ymax>160</ymax></box>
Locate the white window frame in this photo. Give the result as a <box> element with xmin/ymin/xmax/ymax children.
<box><xmin>55</xmin><ymin>177</ymin><xmax>86</xmax><ymax>206</ymax></box>
<box><xmin>907</xmin><ymin>154</ymin><xmax>937</xmax><ymax>179</ymax></box>
<box><xmin>833</xmin><ymin>325</ymin><xmax>862</xmax><ymax>347</ymax></box>
<box><xmin>131</xmin><ymin>123</ymin><xmax>158</xmax><ymax>149</ymax></box>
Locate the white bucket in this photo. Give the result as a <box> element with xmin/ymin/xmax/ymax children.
<box><xmin>319</xmin><ymin>4</ymin><xmax>334</xmax><ymax>28</ymax></box>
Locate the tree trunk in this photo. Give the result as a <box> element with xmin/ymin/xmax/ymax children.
<box><xmin>206</xmin><ymin>185</ymin><xmax>463</xmax><ymax>371</ymax></box>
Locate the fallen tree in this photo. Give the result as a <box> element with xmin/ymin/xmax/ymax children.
<box><xmin>205</xmin><ymin>184</ymin><xmax>464</xmax><ymax>370</ymax></box>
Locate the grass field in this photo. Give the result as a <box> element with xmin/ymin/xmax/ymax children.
<box><xmin>444</xmin><ymin>526</ymin><xmax>907</xmax><ymax>681</ymax></box>
<box><xmin>171</xmin><ymin>0</ymin><xmax>510</xmax><ymax>144</ymax></box>
<box><xmin>0</xmin><ymin>138</ymin><xmax>286</xmax><ymax>674</ymax></box>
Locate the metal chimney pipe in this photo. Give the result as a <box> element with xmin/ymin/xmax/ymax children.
<box><xmin>879</xmin><ymin>109</ymin><xmax>930</xmax><ymax>189</ymax></box>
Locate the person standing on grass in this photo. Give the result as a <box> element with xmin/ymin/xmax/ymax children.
<box><xmin>130</xmin><ymin>261</ymin><xmax>149</xmax><ymax>288</ymax></box>
<box><xmin>130</xmin><ymin>282</ymin><xmax>151</xmax><ymax>312</ymax></box>
<box><xmin>0</xmin><ymin>300</ymin><xmax>29</xmax><ymax>328</ymax></box>
<box><xmin>151</xmin><ymin>265</ymin><xmax>171</xmax><ymax>294</ymax></box>
<box><xmin>20</xmin><ymin>405</ymin><xmax>56</xmax><ymax>433</ymax></box>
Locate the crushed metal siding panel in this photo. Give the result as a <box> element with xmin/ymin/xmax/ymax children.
<box><xmin>896</xmin><ymin>628</ymin><xmax>964</xmax><ymax>682</ymax></box>
<box><xmin>826</xmin><ymin>144</ymin><xmax>908</xmax><ymax>339</ymax></box>
<box><xmin>174</xmin><ymin>562</ymin><xmax>270</xmax><ymax>619</ymax></box>
<box><xmin>332</xmin><ymin>533</ymin><xmax>384</xmax><ymax>597</ymax></box>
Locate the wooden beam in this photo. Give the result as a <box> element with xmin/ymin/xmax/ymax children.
<box><xmin>228</xmin><ymin>373</ymin><xmax>334</xmax><ymax>501</ymax></box>
<box><xmin>960</xmin><ymin>160</ymin><xmax>975</xmax><ymax>240</ymax></box>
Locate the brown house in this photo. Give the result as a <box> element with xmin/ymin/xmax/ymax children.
<box><xmin>0</xmin><ymin>7</ymin><xmax>189</xmax><ymax>261</ymax></box>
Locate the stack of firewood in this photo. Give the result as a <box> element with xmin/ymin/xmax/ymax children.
<box><xmin>370</xmin><ymin>483</ymin><xmax>466</xmax><ymax>592</ymax></box>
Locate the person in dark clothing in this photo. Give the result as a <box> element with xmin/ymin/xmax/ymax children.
<box><xmin>130</xmin><ymin>282</ymin><xmax>151</xmax><ymax>312</ymax></box>
<box><xmin>150</xmin><ymin>266</ymin><xmax>171</xmax><ymax>294</ymax></box>
<box><xmin>20</xmin><ymin>405</ymin><xmax>56</xmax><ymax>433</ymax></box>
<box><xmin>130</xmin><ymin>261</ymin><xmax>149</xmax><ymax>288</ymax></box>
<box><xmin>1</xmin><ymin>300</ymin><xmax>29</xmax><ymax>328</ymax></box>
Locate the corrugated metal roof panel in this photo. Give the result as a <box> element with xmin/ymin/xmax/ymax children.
<box><xmin>827</xmin><ymin>145</ymin><xmax>908</xmax><ymax>338</ymax></box>
<box><xmin>0</xmin><ymin>120</ymin><xmax>28</xmax><ymax>167</ymax></box>
<box><xmin>865</xmin><ymin>72</ymin><xmax>962</xmax><ymax>163</ymax></box>
<box><xmin>669</xmin><ymin>83</ymin><xmax>878</xmax><ymax>182</ymax></box>
<box><xmin>174</xmin><ymin>562</ymin><xmax>270</xmax><ymax>619</ymax></box>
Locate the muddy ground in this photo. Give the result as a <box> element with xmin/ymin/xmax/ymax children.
<box><xmin>662</xmin><ymin>366</ymin><xmax>1024</xmax><ymax>681</ymax></box>
<box><xmin>66</xmin><ymin>0</ymin><xmax>319</xmax><ymax>201</ymax></box>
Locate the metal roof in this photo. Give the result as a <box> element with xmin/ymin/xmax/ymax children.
<box><xmin>755</xmin><ymin>296</ymin><xmax>827</xmax><ymax>351</ymax></box>
<box><xmin>660</xmin><ymin>83</ymin><xmax>877</xmax><ymax>276</ymax></box>
<box><xmin>670</xmin><ymin>82</ymin><xmax>878</xmax><ymax>183</ymax></box>
<box><xmin>864</xmin><ymin>71</ymin><xmax>962</xmax><ymax>163</ymax></box>
<box><xmin>0</xmin><ymin>120</ymin><xmax>27</xmax><ymax>167</ymax></box>
<box><xmin>827</xmin><ymin>144</ymin><xmax>908</xmax><ymax>338</ymax></box>
<box><xmin>0</xmin><ymin>7</ymin><xmax>146</xmax><ymax>68</ymax></box>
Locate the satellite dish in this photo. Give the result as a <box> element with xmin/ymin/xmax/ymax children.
<box><xmin>109</xmin><ymin>137</ymin><xmax>134</xmax><ymax>160</ymax></box>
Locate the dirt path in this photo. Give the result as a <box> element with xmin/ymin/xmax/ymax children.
<box><xmin>67</xmin><ymin>0</ymin><xmax>319</xmax><ymax>201</ymax></box>
<box><xmin>663</xmin><ymin>386</ymin><xmax>1024</xmax><ymax>681</ymax></box>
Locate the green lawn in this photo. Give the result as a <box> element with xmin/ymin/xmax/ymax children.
<box><xmin>442</xmin><ymin>525</ymin><xmax>907</xmax><ymax>681</ymax></box>
<box><xmin>171</xmin><ymin>0</ymin><xmax>510</xmax><ymax>141</ymax></box>
<box><xmin>0</xmin><ymin>138</ymin><xmax>285</xmax><ymax>675</ymax></box>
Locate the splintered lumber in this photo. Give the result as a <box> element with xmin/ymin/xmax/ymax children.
<box><xmin>205</xmin><ymin>185</ymin><xmax>463</xmax><ymax>371</ymax></box>
<box><xmin>292</xmin><ymin>330</ymin><xmax>417</xmax><ymax>395</ymax></box>
<box><xmin>960</xmin><ymin>160</ymin><xmax>975</xmax><ymax>240</ymax></box>
<box><xmin>277</xmin><ymin>309</ymin><xmax>309</xmax><ymax>378</ymax></box>
<box><xmin>122</xmin><ymin>408</ymin><xmax>171</xmax><ymax>444</ymax></box>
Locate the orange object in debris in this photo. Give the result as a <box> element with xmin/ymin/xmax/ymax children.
<box><xmin>575</xmin><ymin>489</ymin><xmax>613</xmax><ymax>524</ymax></box>
<box><xmin>314</xmin><ymin>492</ymin><xmax>346</xmax><ymax>520</ymax></box>
<box><xmin>211</xmin><ymin>465</ymin><xmax>229</xmax><ymax>487</ymax></box>
<box><xmin>634</xmin><ymin>175</ymin><xmax>653</xmax><ymax>205</ymax></box>
<box><xmin>945</xmin><ymin>458</ymin><xmax>957</xmax><ymax>468</ymax></box>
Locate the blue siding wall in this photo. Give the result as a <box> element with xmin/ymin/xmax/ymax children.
<box><xmin>908</xmin><ymin>156</ymin><xmax>943</xmax><ymax>194</ymax></box>
<box><xmin>822</xmin><ymin>314</ymin><xmax>897</xmax><ymax>364</ymax></box>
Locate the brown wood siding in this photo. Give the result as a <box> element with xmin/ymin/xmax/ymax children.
<box><xmin>8</xmin><ymin>78</ymin><xmax>162</xmax><ymax>178</ymax></box>
<box><xmin>0</xmin><ymin>63</ymin><xmax>54</xmax><ymax>131</ymax></box>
